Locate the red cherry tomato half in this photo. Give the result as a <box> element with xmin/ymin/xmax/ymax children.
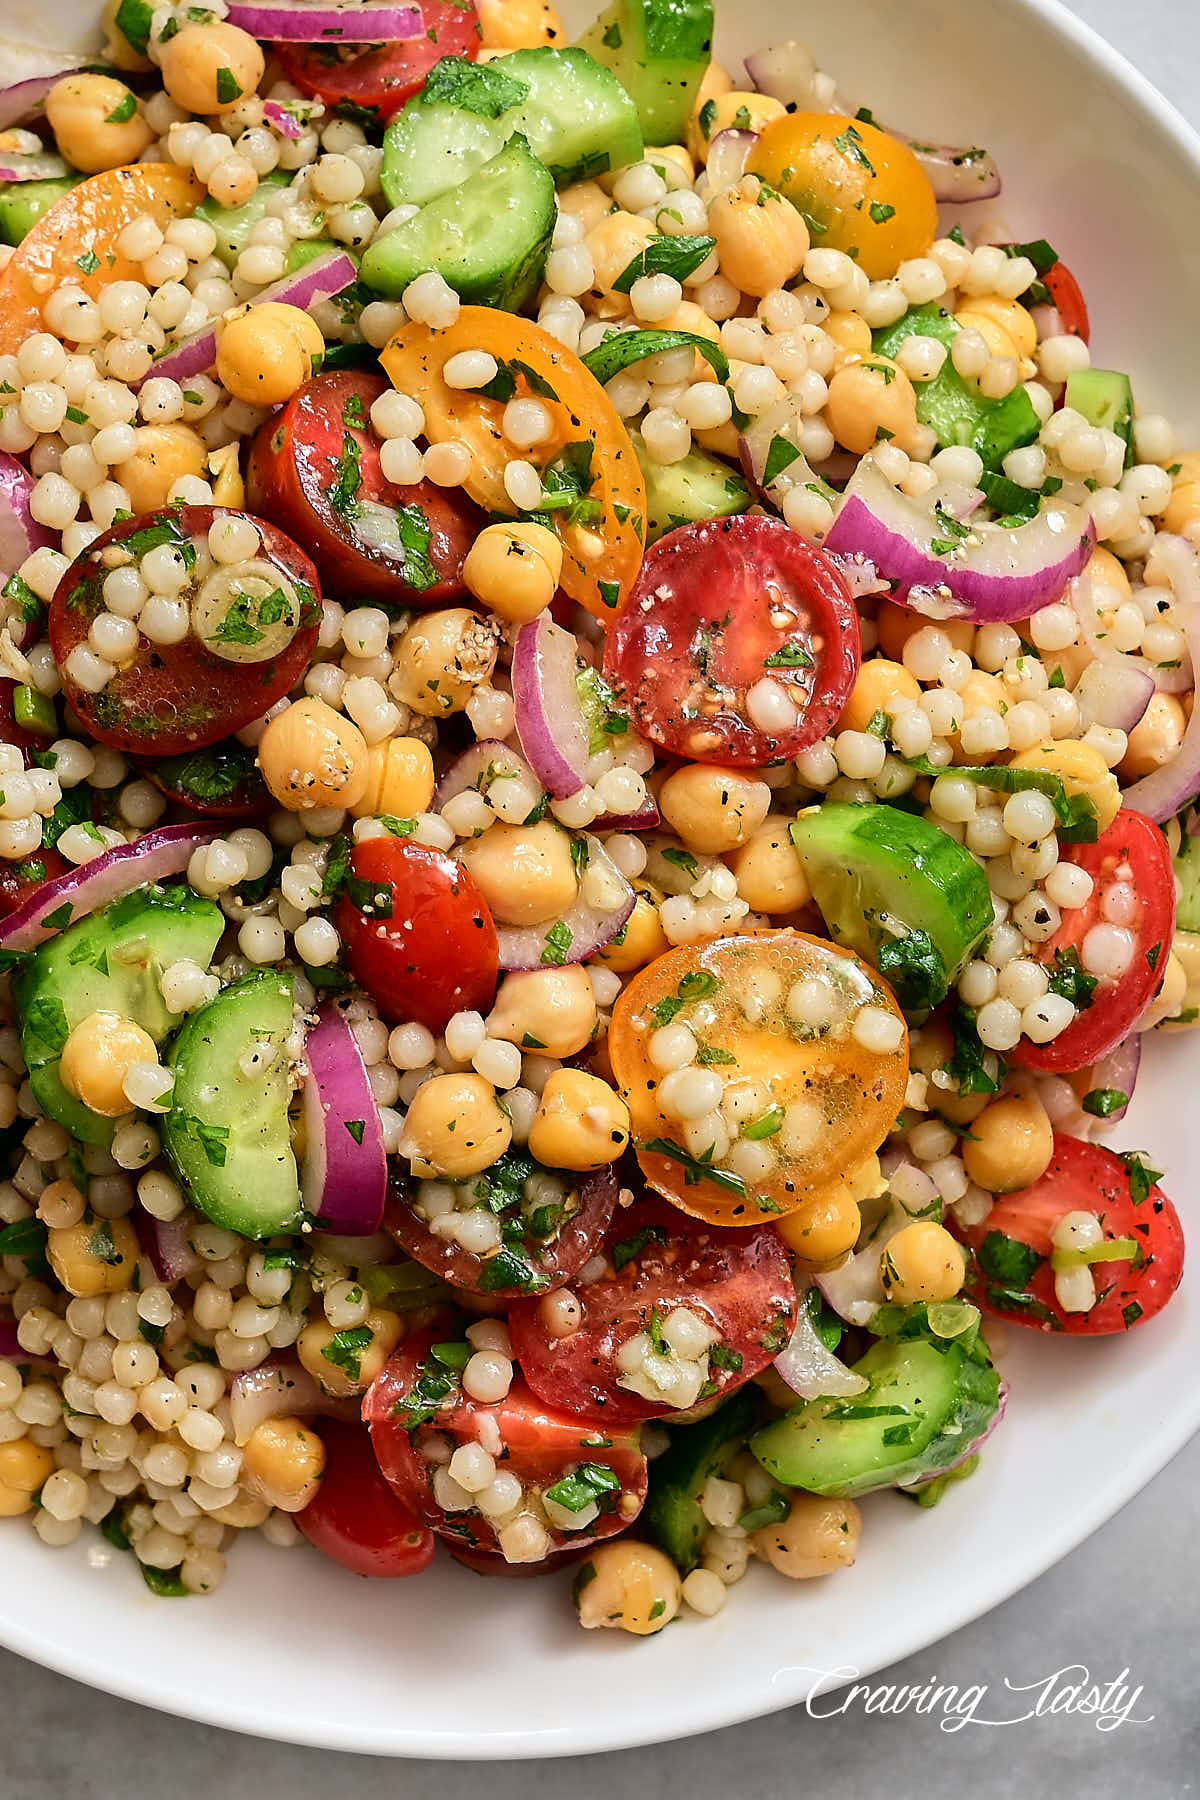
<box><xmin>0</xmin><ymin>846</ymin><xmax>69</xmax><ymax>919</ymax></box>
<box><xmin>507</xmin><ymin>1199</ymin><xmax>797</xmax><ymax>1425</ymax></box>
<box><xmin>139</xmin><ymin>738</ymin><xmax>270</xmax><ymax>820</ymax></box>
<box><xmin>275</xmin><ymin>2</ymin><xmax>482</xmax><ymax>122</ymax></box>
<box><xmin>1043</xmin><ymin>258</ymin><xmax>1090</xmax><ymax>342</ymax></box>
<box><xmin>385</xmin><ymin>1162</ymin><xmax>619</xmax><ymax>1299</ymax></box>
<box><xmin>1014</xmin><ymin>809</ymin><xmax>1175</xmax><ymax>1074</ymax></box>
<box><xmin>0</xmin><ymin>678</ymin><xmax>54</xmax><ymax>758</ymax></box>
<box><xmin>335</xmin><ymin>837</ymin><xmax>499</xmax><ymax>1033</ymax></box>
<box><xmin>296</xmin><ymin>1420</ymin><xmax>434</xmax><ymax>1578</ymax></box>
<box><xmin>364</xmin><ymin>1331</ymin><xmax>648</xmax><ymax>1554</ymax></box>
<box><xmin>49</xmin><ymin>506</ymin><xmax>321</xmax><ymax>757</ymax></box>
<box><xmin>602</xmin><ymin>514</ymin><xmax>861</xmax><ymax>768</ymax></box>
<box><xmin>246</xmin><ymin>370</ymin><xmax>482</xmax><ymax>607</ymax></box>
<box><xmin>955</xmin><ymin>1134</ymin><xmax>1184</xmax><ymax>1334</ymax></box>
<box><xmin>446</xmin><ymin>1542</ymin><xmax>586</xmax><ymax>1579</ymax></box>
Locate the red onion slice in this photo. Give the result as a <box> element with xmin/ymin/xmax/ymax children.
<box><xmin>592</xmin><ymin>800</ymin><xmax>661</xmax><ymax>833</ymax></box>
<box><xmin>1070</xmin><ymin>572</ymin><xmax>1190</xmax><ymax>702</ymax></box>
<box><xmin>774</xmin><ymin>1286</ymin><xmax>869</xmax><ymax>1399</ymax></box>
<box><xmin>825</xmin><ymin>549</ymin><xmax>890</xmax><ymax>601</ymax></box>
<box><xmin>498</xmin><ymin>835</ymin><xmax>633</xmax><ymax>971</ymax></box>
<box><xmin>301</xmin><ymin>1001</ymin><xmax>387</xmax><ymax>1236</ymax></box>
<box><xmin>1085</xmin><ymin>1033</ymin><xmax>1141</xmax><ymax>1123</ymax></box>
<box><xmin>0</xmin><ymin>150</ymin><xmax>70</xmax><ymax>183</ymax></box>
<box><xmin>825</xmin><ymin>457</ymin><xmax>1094</xmax><ymax>624</ymax></box>
<box><xmin>0</xmin><ymin>1317</ymin><xmax>56</xmax><ymax>1367</ymax></box>
<box><xmin>225</xmin><ymin>1</ymin><xmax>423</xmax><ymax>41</ymax></box>
<box><xmin>432</xmin><ymin>739</ymin><xmax>541</xmax><ymax>812</ymax></box>
<box><xmin>0</xmin><ymin>450</ymin><xmax>54</xmax><ymax>581</ymax></box>
<box><xmin>1123</xmin><ymin>539</ymin><xmax>1200</xmax><ymax>821</ymax></box>
<box><xmin>705</xmin><ymin>128</ymin><xmax>758</xmax><ymax>191</ymax></box>
<box><xmin>814</xmin><ymin>1204</ymin><xmax>910</xmax><ymax>1326</ymax></box>
<box><xmin>1071</xmin><ymin>656</ymin><xmax>1155</xmax><ymax>734</ymax></box>
<box><xmin>511</xmin><ymin>614</ymin><xmax>590</xmax><ymax>800</ymax></box>
<box><xmin>230</xmin><ymin>1358</ymin><xmax>360</xmax><ymax>1445</ymax></box>
<box><xmin>885</xmin><ymin>129</ymin><xmax>1001</xmax><ymax>204</ymax></box>
<box><xmin>134</xmin><ymin>248</ymin><xmax>357</xmax><ymax>391</ymax></box>
<box><xmin>738</xmin><ymin>395</ymin><xmax>818</xmax><ymax>505</ymax></box>
<box><xmin>262</xmin><ymin>99</ymin><xmax>308</xmax><ymax>140</ymax></box>
<box><xmin>743</xmin><ymin>41</ymin><xmax>824</xmax><ymax>109</ymax></box>
<box><xmin>0</xmin><ymin>71</ymin><xmax>81</xmax><ymax>133</ymax></box>
<box><xmin>0</xmin><ymin>821</ymin><xmax>220</xmax><ymax>952</ymax></box>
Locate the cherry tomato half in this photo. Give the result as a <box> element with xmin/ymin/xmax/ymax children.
<box><xmin>296</xmin><ymin>1420</ymin><xmax>435</xmax><ymax>1578</ymax></box>
<box><xmin>365</xmin><ymin>1330</ymin><xmax>647</xmax><ymax>1553</ymax></box>
<box><xmin>385</xmin><ymin>1161</ymin><xmax>618</xmax><ymax>1298</ymax></box>
<box><xmin>140</xmin><ymin>738</ymin><xmax>270</xmax><ymax>820</ymax></box>
<box><xmin>507</xmin><ymin>1198</ymin><xmax>797</xmax><ymax>1425</ymax></box>
<box><xmin>246</xmin><ymin>370</ymin><xmax>481</xmax><ymax>607</ymax></box>
<box><xmin>603</xmin><ymin>516</ymin><xmax>860</xmax><ymax>767</ymax></box>
<box><xmin>275</xmin><ymin>2</ymin><xmax>481</xmax><ymax>123</ymax></box>
<box><xmin>955</xmin><ymin>1134</ymin><xmax>1184</xmax><ymax>1334</ymax></box>
<box><xmin>49</xmin><ymin>507</ymin><xmax>321</xmax><ymax>757</ymax></box>
<box><xmin>335</xmin><ymin>837</ymin><xmax>499</xmax><ymax>1033</ymax></box>
<box><xmin>1043</xmin><ymin>258</ymin><xmax>1090</xmax><ymax>343</ymax></box>
<box><xmin>1014</xmin><ymin>810</ymin><xmax>1175</xmax><ymax>1074</ymax></box>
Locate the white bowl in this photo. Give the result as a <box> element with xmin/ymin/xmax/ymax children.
<box><xmin>2</xmin><ymin>0</ymin><xmax>1200</xmax><ymax>1759</ymax></box>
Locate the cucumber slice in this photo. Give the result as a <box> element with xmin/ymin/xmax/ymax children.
<box><xmin>13</xmin><ymin>886</ymin><xmax>224</xmax><ymax>1146</ymax></box>
<box><xmin>751</xmin><ymin>1328</ymin><xmax>1001</xmax><ymax>1498</ymax></box>
<box><xmin>164</xmin><ymin>970</ymin><xmax>303</xmax><ymax>1238</ymax></box>
<box><xmin>873</xmin><ymin>303</ymin><xmax>1041</xmax><ymax>473</ymax></box>
<box><xmin>361</xmin><ymin>135</ymin><xmax>554</xmax><ymax>310</ymax></box>
<box><xmin>380</xmin><ymin>48</ymin><xmax>643</xmax><ymax>210</ymax></box>
<box><xmin>632</xmin><ymin>430</ymin><xmax>751</xmax><ymax>542</ymax></box>
<box><xmin>0</xmin><ymin>175</ymin><xmax>83</xmax><ymax>246</ymax></box>
<box><xmin>195</xmin><ymin>169</ymin><xmax>291</xmax><ymax>270</ymax></box>
<box><xmin>578</xmin><ymin>0</ymin><xmax>714</xmax><ymax>145</ymax></box>
<box><xmin>642</xmin><ymin>1386</ymin><xmax>762</xmax><ymax>1572</ymax></box>
<box><xmin>789</xmin><ymin>803</ymin><xmax>992</xmax><ymax>1014</ymax></box>
<box><xmin>1065</xmin><ymin>368</ymin><xmax>1135</xmax><ymax>469</ymax></box>
<box><xmin>1173</xmin><ymin>829</ymin><xmax>1200</xmax><ymax>933</ymax></box>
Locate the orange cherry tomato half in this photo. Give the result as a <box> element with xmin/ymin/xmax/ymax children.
<box><xmin>380</xmin><ymin>307</ymin><xmax>646</xmax><ymax>621</ymax></box>
<box><xmin>608</xmin><ymin>929</ymin><xmax>909</xmax><ymax>1226</ymax></box>
<box><xmin>0</xmin><ymin>164</ymin><xmax>202</xmax><ymax>340</ymax></box>
<box><xmin>746</xmin><ymin>113</ymin><xmax>937</xmax><ymax>281</ymax></box>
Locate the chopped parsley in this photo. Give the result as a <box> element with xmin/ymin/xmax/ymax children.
<box><xmin>544</xmin><ymin>1462</ymin><xmax>621</xmax><ymax>1513</ymax></box>
<box><xmin>320</xmin><ymin>1326</ymin><xmax>374</xmax><ymax>1382</ymax></box>
<box><xmin>763</xmin><ymin>641</ymin><xmax>813</xmax><ymax>669</ymax></box>
<box><xmin>641</xmin><ymin>1136</ymin><xmax>746</xmax><ymax>1196</ymax></box>
<box><xmin>1047</xmin><ymin>946</ymin><xmax>1097</xmax><ymax>1009</ymax></box>
<box><xmin>1121</xmin><ymin>1152</ymin><xmax>1162</xmax><ymax>1206</ymax></box>
<box><xmin>540</xmin><ymin>919</ymin><xmax>573</xmax><ymax>966</ymax></box>
<box><xmin>612</xmin><ymin>234</ymin><xmax>716</xmax><ymax>294</ymax></box>
<box><xmin>977</xmin><ymin>1230</ymin><xmax>1043</xmax><ymax>1288</ymax></box>
<box><xmin>1082</xmin><ymin>1087</ymin><xmax>1127</xmax><ymax>1118</ymax></box>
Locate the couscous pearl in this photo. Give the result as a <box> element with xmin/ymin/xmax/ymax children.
<box><xmin>462</xmin><ymin>1351</ymin><xmax>513</xmax><ymax>1404</ymax></box>
<box><xmin>851</xmin><ymin>1005</ymin><xmax>905</xmax><ymax>1054</ymax></box>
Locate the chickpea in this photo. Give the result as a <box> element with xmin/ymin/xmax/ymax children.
<box><xmin>557</xmin><ymin>178</ymin><xmax>612</xmax><ymax>237</ymax></box>
<box><xmin>391</xmin><ymin>608</ymin><xmax>500</xmax><ymax>717</ymax></box>
<box><xmin>102</xmin><ymin>0</ymin><xmax>154</xmax><ymax>70</ymax></box>
<box><xmin>776</xmin><ymin>1154</ymin><xmax>884</xmax><ymax>1267</ymax></box>
<box><xmin>47</xmin><ymin>1213</ymin><xmax>139</xmax><ymax>1298</ymax></box>
<box><xmin>462</xmin><ymin>521</ymin><xmax>563</xmax><ymax>624</ymax></box>
<box><xmin>706</xmin><ymin>178</ymin><xmax>809</xmax><ymax>298</ymax></box>
<box><xmin>909</xmin><ymin>1017</ymin><xmax>990</xmax><ymax>1126</ymax></box>
<box><xmin>476</xmin><ymin>0</ymin><xmax>564</xmax><ymax>47</ymax></box>
<box><xmin>114</xmin><ymin>424</ymin><xmax>207</xmax><ymax>515</ymax></box>
<box><xmin>595</xmin><ymin>883</ymin><xmax>668</xmax><ymax>973</ymax></box>
<box><xmin>45</xmin><ymin>73</ymin><xmax>152</xmax><ymax>175</ymax></box>
<box><xmin>876</xmin><ymin>601</ymin><xmax>974</xmax><ymax>662</ymax></box>
<box><xmin>963</xmin><ymin>1094</ymin><xmax>1055</xmax><ymax>1193</ymax></box>
<box><xmin>159</xmin><ymin>20</ymin><xmax>265</xmax><ymax>116</ymax></box>
<box><xmin>1163</xmin><ymin>453</ymin><xmax>1200</xmax><ymax>538</ymax></box>
<box><xmin>954</xmin><ymin>295</ymin><xmax>1038</xmax><ymax>362</ymax></box>
<box><xmin>839</xmin><ymin>657</ymin><xmax>921</xmax><ymax>734</ymax></box>
<box><xmin>487</xmin><ymin>966</ymin><xmax>598</xmax><ymax>1058</ymax></box>
<box><xmin>59</xmin><ymin>1009</ymin><xmax>154</xmax><ymax>1115</ymax></box>
<box><xmin>1139</xmin><ymin>949</ymin><xmax>1187</xmax><ymax>1031</ymax></box>
<box><xmin>1119</xmin><ymin>693</ymin><xmax>1187</xmax><ymax>780</ymax></box>
<box><xmin>528</xmin><ymin>1069</ymin><xmax>630</xmax><ymax>1170</ymax></box>
<box><xmin>258</xmin><ymin>696</ymin><xmax>369</xmax><ymax>812</ymax></box>
<box><xmin>1007</xmin><ymin>740</ymin><xmax>1121</xmax><ymax>833</ymax></box>
<box><xmin>241</xmin><ymin>1415</ymin><xmax>326</xmax><ymax>1513</ymax></box>
<box><xmin>586</xmin><ymin>210</ymin><xmax>657</xmax><ymax>311</ymax></box>
<box><xmin>351</xmin><ymin>736</ymin><xmax>435</xmax><ymax>820</ymax></box>
<box><xmin>825</xmin><ymin>355</ymin><xmax>920</xmax><ymax>457</ymax></box>
<box><xmin>1082</xmin><ymin>546</ymin><xmax>1133</xmax><ymax>600</ymax></box>
<box><xmin>573</xmin><ymin>1539</ymin><xmax>681</xmax><ymax>1634</ymax></box>
<box><xmin>1162</xmin><ymin>929</ymin><xmax>1200</xmax><ymax>1030</ymax></box>
<box><xmin>751</xmin><ymin>1494</ymin><xmax>862</xmax><ymax>1580</ymax></box>
<box><xmin>297</xmin><ymin>1306</ymin><xmax>403</xmax><ymax>1397</ymax></box>
<box><xmin>0</xmin><ymin>1438</ymin><xmax>55</xmax><ymax>1517</ymax></box>
<box><xmin>823</xmin><ymin>309</ymin><xmax>873</xmax><ymax>370</ymax></box>
<box><xmin>461</xmin><ymin>819</ymin><xmax>578</xmax><ymax>927</ymax></box>
<box><xmin>401</xmin><ymin>1072</ymin><xmax>512</xmax><ymax>1178</ymax></box>
<box><xmin>880</xmin><ymin>1220</ymin><xmax>967</xmax><ymax>1304</ymax></box>
<box><xmin>208</xmin><ymin>442</ymin><xmax>244</xmax><ymax>509</ymax></box>
<box><xmin>688</xmin><ymin>90</ymin><xmax>784</xmax><ymax>163</ymax></box>
<box><xmin>727</xmin><ymin>814</ymin><xmax>810</xmax><ymax>914</ymax></box>
<box><xmin>647</xmin><ymin>143</ymin><xmax>694</xmax><ymax>186</ymax></box>
<box><xmin>217</xmin><ymin>303</ymin><xmax>324</xmax><ymax>407</ymax></box>
<box><xmin>659</xmin><ymin>764</ymin><xmax>771</xmax><ymax>855</ymax></box>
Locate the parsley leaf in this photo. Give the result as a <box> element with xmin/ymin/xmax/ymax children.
<box><xmin>613</xmin><ymin>235</ymin><xmax>716</xmax><ymax>294</ymax></box>
<box><xmin>977</xmin><ymin>1230</ymin><xmax>1043</xmax><ymax>1287</ymax></box>
<box><xmin>421</xmin><ymin>54</ymin><xmax>530</xmax><ymax>117</ymax></box>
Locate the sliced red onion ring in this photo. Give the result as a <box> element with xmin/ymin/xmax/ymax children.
<box><xmin>1123</xmin><ymin>538</ymin><xmax>1200</xmax><ymax>821</ymax></box>
<box><xmin>0</xmin><ymin>821</ymin><xmax>220</xmax><ymax>952</ymax></box>
<box><xmin>301</xmin><ymin>1001</ymin><xmax>387</xmax><ymax>1236</ymax></box>
<box><xmin>0</xmin><ymin>450</ymin><xmax>53</xmax><ymax>580</ymax></box>
<box><xmin>138</xmin><ymin>1213</ymin><xmax>203</xmax><ymax>1285</ymax></box>
<box><xmin>592</xmin><ymin>799</ymin><xmax>661</xmax><ymax>833</ymax></box>
<box><xmin>134</xmin><ymin>248</ymin><xmax>357</xmax><ymax>391</ymax></box>
<box><xmin>825</xmin><ymin>550</ymin><xmax>890</xmax><ymax>601</ymax></box>
<box><xmin>0</xmin><ymin>70</ymin><xmax>81</xmax><ymax>133</ymax></box>
<box><xmin>498</xmin><ymin>835</ymin><xmax>633</xmax><ymax>971</ymax></box>
<box><xmin>230</xmin><ymin>1358</ymin><xmax>360</xmax><ymax>1445</ymax></box>
<box><xmin>1070</xmin><ymin>573</ymin><xmax>1189</xmax><ymax>703</ymax></box>
<box><xmin>705</xmin><ymin>128</ymin><xmax>758</xmax><ymax>191</ymax></box>
<box><xmin>1071</xmin><ymin>656</ymin><xmax>1155</xmax><ymax>734</ymax></box>
<box><xmin>225</xmin><ymin>1</ymin><xmax>423</xmax><ymax>40</ymax></box>
<box><xmin>1031</xmin><ymin>303</ymin><xmax>1062</xmax><ymax>340</ymax></box>
<box><xmin>774</xmin><ymin>1285</ymin><xmax>869</xmax><ymax>1400</ymax></box>
<box><xmin>902</xmin><ymin>1377</ymin><xmax>1009</xmax><ymax>1490</ymax></box>
<box><xmin>1086</xmin><ymin>1034</ymin><xmax>1141</xmax><ymax>1124</ymax></box>
<box><xmin>738</xmin><ymin>395</ymin><xmax>819</xmax><ymax>506</ymax></box>
<box><xmin>825</xmin><ymin>457</ymin><xmax>1094</xmax><ymax>625</ymax></box>
<box><xmin>814</xmin><ymin>1204</ymin><xmax>910</xmax><ymax>1326</ymax></box>
<box><xmin>432</xmin><ymin>739</ymin><xmax>541</xmax><ymax>812</ymax></box>
<box><xmin>262</xmin><ymin>100</ymin><xmax>308</xmax><ymax>140</ymax></box>
<box><xmin>0</xmin><ymin>150</ymin><xmax>70</xmax><ymax>182</ymax></box>
<box><xmin>0</xmin><ymin>1317</ymin><xmax>56</xmax><ymax>1367</ymax></box>
<box><xmin>743</xmin><ymin>41</ymin><xmax>824</xmax><ymax>109</ymax></box>
<box><xmin>511</xmin><ymin>614</ymin><xmax>589</xmax><ymax>800</ymax></box>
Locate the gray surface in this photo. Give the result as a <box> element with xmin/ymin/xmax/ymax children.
<box><xmin>4</xmin><ymin>0</ymin><xmax>1200</xmax><ymax>1794</ymax></box>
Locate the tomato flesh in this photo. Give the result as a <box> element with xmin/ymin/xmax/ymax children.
<box><xmin>276</xmin><ymin>4</ymin><xmax>481</xmax><ymax>122</ymax></box>
<box><xmin>246</xmin><ymin>370</ymin><xmax>481</xmax><ymax>607</ymax></box>
<box><xmin>603</xmin><ymin>515</ymin><xmax>860</xmax><ymax>767</ymax></box>
<box><xmin>139</xmin><ymin>738</ymin><xmax>270</xmax><ymax>820</ymax></box>
<box><xmin>507</xmin><ymin>1198</ymin><xmax>797</xmax><ymax>1424</ymax></box>
<box><xmin>1014</xmin><ymin>810</ymin><xmax>1175</xmax><ymax>1074</ymax></box>
<box><xmin>49</xmin><ymin>507</ymin><xmax>321</xmax><ymax>757</ymax></box>
<box><xmin>296</xmin><ymin>1420</ymin><xmax>434</xmax><ymax>1578</ymax></box>
<box><xmin>365</xmin><ymin>1331</ymin><xmax>647</xmax><ymax>1553</ymax></box>
<box><xmin>955</xmin><ymin>1134</ymin><xmax>1184</xmax><ymax>1334</ymax></box>
<box><xmin>335</xmin><ymin>837</ymin><xmax>499</xmax><ymax>1033</ymax></box>
<box><xmin>1044</xmin><ymin>258</ymin><xmax>1090</xmax><ymax>342</ymax></box>
<box><xmin>0</xmin><ymin>847</ymin><xmax>69</xmax><ymax>919</ymax></box>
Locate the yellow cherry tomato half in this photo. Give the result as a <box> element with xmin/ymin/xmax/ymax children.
<box><xmin>0</xmin><ymin>163</ymin><xmax>202</xmax><ymax>340</ymax></box>
<box><xmin>380</xmin><ymin>308</ymin><xmax>646</xmax><ymax>622</ymax></box>
<box><xmin>746</xmin><ymin>113</ymin><xmax>937</xmax><ymax>281</ymax></box>
<box><xmin>608</xmin><ymin>929</ymin><xmax>909</xmax><ymax>1227</ymax></box>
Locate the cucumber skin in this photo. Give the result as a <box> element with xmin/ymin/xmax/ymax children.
<box><xmin>873</xmin><ymin>303</ymin><xmax>1040</xmax><ymax>472</ymax></box>
<box><xmin>0</xmin><ymin>175</ymin><xmax>83</xmax><ymax>245</ymax></box>
<box><xmin>642</xmin><ymin>1386</ymin><xmax>763</xmax><ymax>1572</ymax></box>
<box><xmin>578</xmin><ymin>0</ymin><xmax>715</xmax><ymax>145</ymax></box>
<box><xmin>1065</xmin><ymin>368</ymin><xmax>1135</xmax><ymax>468</ymax></box>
